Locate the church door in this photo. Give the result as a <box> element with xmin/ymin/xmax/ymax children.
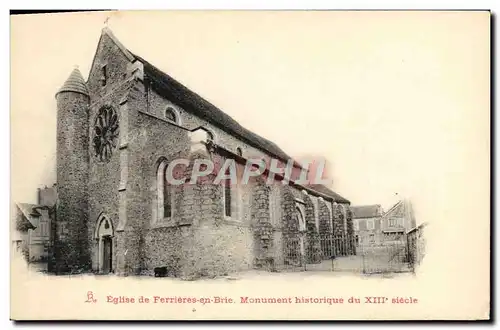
<box><xmin>102</xmin><ymin>236</ymin><xmax>112</xmax><ymax>274</ymax></box>
<box><xmin>95</xmin><ymin>215</ymin><xmax>114</xmax><ymax>274</ymax></box>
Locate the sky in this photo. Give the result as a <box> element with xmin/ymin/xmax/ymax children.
<box><xmin>10</xmin><ymin>11</ymin><xmax>489</xmax><ymax>218</ymax></box>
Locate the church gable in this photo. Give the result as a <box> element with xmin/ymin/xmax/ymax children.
<box><xmin>86</xmin><ymin>28</ymin><xmax>135</xmax><ymax>98</ymax></box>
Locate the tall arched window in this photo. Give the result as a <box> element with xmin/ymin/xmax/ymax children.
<box><xmin>295</xmin><ymin>205</ymin><xmax>306</xmax><ymax>232</ymax></box>
<box><xmin>163</xmin><ymin>163</ymin><xmax>172</xmax><ymax>218</ymax></box>
<box><xmin>157</xmin><ymin>159</ymin><xmax>173</xmax><ymax>221</ymax></box>
<box><xmin>223</xmin><ymin>168</ymin><xmax>231</xmax><ymax>217</ymax></box>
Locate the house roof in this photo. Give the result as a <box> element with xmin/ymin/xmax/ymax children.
<box><xmin>350</xmin><ymin>205</ymin><xmax>381</xmax><ymax>218</ymax></box>
<box><xmin>17</xmin><ymin>203</ymin><xmax>41</xmax><ymax>219</ymax></box>
<box><xmin>15</xmin><ymin>203</ymin><xmax>40</xmax><ymax>231</ymax></box>
<box><xmin>100</xmin><ymin>28</ymin><xmax>350</xmax><ymax>203</ymax></box>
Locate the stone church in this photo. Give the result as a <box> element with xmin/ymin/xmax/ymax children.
<box><xmin>52</xmin><ymin>28</ymin><xmax>355</xmax><ymax>277</ymax></box>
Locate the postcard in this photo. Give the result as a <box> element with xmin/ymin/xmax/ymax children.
<box><xmin>10</xmin><ymin>10</ymin><xmax>490</xmax><ymax>320</ymax></box>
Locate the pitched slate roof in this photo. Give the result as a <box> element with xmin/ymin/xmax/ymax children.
<box><xmin>100</xmin><ymin>28</ymin><xmax>350</xmax><ymax>203</ymax></box>
<box><xmin>350</xmin><ymin>205</ymin><xmax>382</xmax><ymax>218</ymax></box>
<box><xmin>306</xmin><ymin>184</ymin><xmax>350</xmax><ymax>204</ymax></box>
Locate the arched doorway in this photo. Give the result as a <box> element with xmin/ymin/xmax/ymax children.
<box><xmin>95</xmin><ymin>214</ymin><xmax>114</xmax><ymax>274</ymax></box>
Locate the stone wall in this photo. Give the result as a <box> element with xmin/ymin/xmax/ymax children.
<box><xmin>140</xmin><ymin>147</ymin><xmax>256</xmax><ymax>278</ymax></box>
<box><xmin>318</xmin><ymin>198</ymin><xmax>332</xmax><ymax>234</ymax></box>
<box><xmin>87</xmin><ymin>32</ymin><xmax>133</xmax><ymax>99</ymax></box>
<box><xmin>317</xmin><ymin>198</ymin><xmax>333</xmax><ymax>259</ymax></box>
<box><xmin>127</xmin><ymin>108</ymin><xmax>192</xmax><ymax>275</ymax></box>
<box><xmin>332</xmin><ymin>203</ymin><xmax>345</xmax><ymax>237</ymax></box>
<box><xmin>87</xmin><ymin>82</ymin><xmax>135</xmax><ymax>274</ymax></box>
<box><xmin>251</xmin><ymin>178</ymin><xmax>273</xmax><ymax>269</ymax></box>
<box><xmin>182</xmin><ymin>222</ymin><xmax>254</xmax><ymax>277</ymax></box>
<box><xmin>84</xmin><ymin>31</ymin><xmax>142</xmax><ymax>275</ymax></box>
<box><xmin>280</xmin><ymin>186</ymin><xmax>301</xmax><ymax>266</ymax></box>
<box><xmin>55</xmin><ymin>90</ymin><xmax>91</xmax><ymax>274</ymax></box>
<box><xmin>345</xmin><ymin>207</ymin><xmax>356</xmax><ymax>255</ymax></box>
<box><xmin>303</xmin><ymin>194</ymin><xmax>321</xmax><ymax>264</ymax></box>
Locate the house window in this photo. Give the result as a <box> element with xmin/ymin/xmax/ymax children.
<box><xmin>100</xmin><ymin>65</ymin><xmax>107</xmax><ymax>86</ymax></box>
<box><xmin>389</xmin><ymin>218</ymin><xmax>396</xmax><ymax>227</ymax></box>
<box><xmin>367</xmin><ymin>219</ymin><xmax>374</xmax><ymax>230</ymax></box>
<box><xmin>369</xmin><ymin>234</ymin><xmax>375</xmax><ymax>243</ymax></box>
<box><xmin>353</xmin><ymin>220</ymin><xmax>359</xmax><ymax>231</ymax></box>
<box><xmin>165</xmin><ymin>107</ymin><xmax>177</xmax><ymax>123</ymax></box>
<box><xmin>236</xmin><ymin>147</ymin><xmax>243</xmax><ymax>157</ymax></box>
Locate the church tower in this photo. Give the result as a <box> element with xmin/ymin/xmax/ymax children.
<box><xmin>54</xmin><ymin>68</ymin><xmax>91</xmax><ymax>273</ymax></box>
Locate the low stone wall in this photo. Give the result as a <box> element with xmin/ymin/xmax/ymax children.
<box><xmin>143</xmin><ymin>221</ymin><xmax>253</xmax><ymax>278</ymax></box>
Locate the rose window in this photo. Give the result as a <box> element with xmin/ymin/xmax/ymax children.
<box><xmin>93</xmin><ymin>105</ymin><xmax>119</xmax><ymax>162</ymax></box>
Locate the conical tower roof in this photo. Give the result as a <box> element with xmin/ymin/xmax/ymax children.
<box><xmin>56</xmin><ymin>67</ymin><xmax>89</xmax><ymax>97</ymax></box>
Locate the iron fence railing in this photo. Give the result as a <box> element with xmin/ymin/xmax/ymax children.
<box><xmin>273</xmin><ymin>233</ymin><xmax>412</xmax><ymax>274</ymax></box>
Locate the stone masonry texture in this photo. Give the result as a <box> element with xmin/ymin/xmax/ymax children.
<box><xmin>55</xmin><ymin>91</ymin><xmax>91</xmax><ymax>274</ymax></box>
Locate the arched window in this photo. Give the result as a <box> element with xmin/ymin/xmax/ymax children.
<box><xmin>223</xmin><ymin>168</ymin><xmax>231</xmax><ymax>217</ymax></box>
<box><xmin>165</xmin><ymin>107</ymin><xmax>177</xmax><ymax>123</ymax></box>
<box><xmin>236</xmin><ymin>147</ymin><xmax>243</xmax><ymax>157</ymax></box>
<box><xmin>163</xmin><ymin>163</ymin><xmax>172</xmax><ymax>218</ymax></box>
<box><xmin>157</xmin><ymin>159</ymin><xmax>173</xmax><ymax>221</ymax></box>
<box><xmin>295</xmin><ymin>206</ymin><xmax>306</xmax><ymax>232</ymax></box>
